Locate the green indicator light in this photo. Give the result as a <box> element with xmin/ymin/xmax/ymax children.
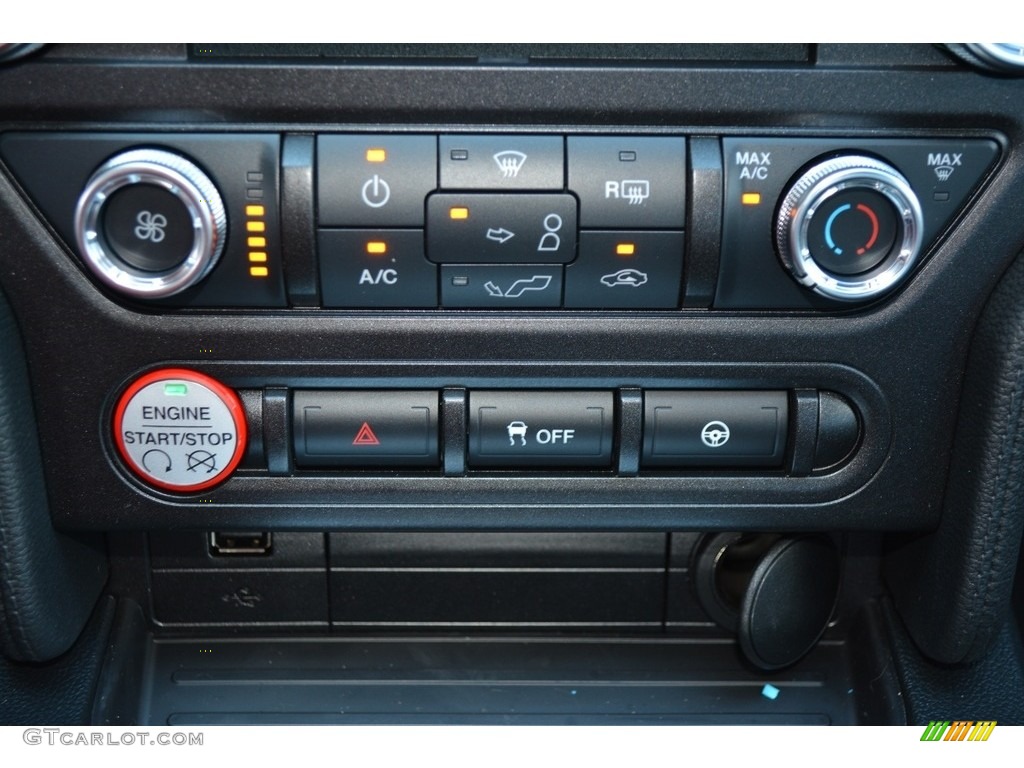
<box><xmin>164</xmin><ymin>383</ymin><xmax>189</xmax><ymax>397</ymax></box>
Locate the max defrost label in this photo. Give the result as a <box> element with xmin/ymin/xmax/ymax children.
<box><xmin>113</xmin><ymin>369</ymin><xmax>247</xmax><ymax>492</ymax></box>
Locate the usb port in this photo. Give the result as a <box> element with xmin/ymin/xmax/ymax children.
<box><xmin>209</xmin><ymin>531</ymin><xmax>272</xmax><ymax>556</ymax></box>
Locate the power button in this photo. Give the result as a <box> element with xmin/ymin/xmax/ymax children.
<box><xmin>113</xmin><ymin>369</ymin><xmax>247</xmax><ymax>492</ymax></box>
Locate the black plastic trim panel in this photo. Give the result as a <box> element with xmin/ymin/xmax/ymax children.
<box><xmin>75</xmin><ymin>360</ymin><xmax>888</xmax><ymax>531</ymax></box>
<box><xmin>0</xmin><ymin>55</ymin><xmax>1022</xmax><ymax>538</ymax></box>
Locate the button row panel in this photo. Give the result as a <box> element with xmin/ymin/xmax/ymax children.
<box><xmin>317</xmin><ymin>134</ymin><xmax>687</xmax><ymax>228</ymax></box>
<box><xmin>320</xmin><ymin>230</ymin><xmax>686</xmax><ymax>309</ymax></box>
<box><xmin>316</xmin><ymin>133</ymin><xmax>687</xmax><ymax>310</ymax></box>
<box><xmin>287</xmin><ymin>388</ymin><xmax>799</xmax><ymax>472</ymax></box>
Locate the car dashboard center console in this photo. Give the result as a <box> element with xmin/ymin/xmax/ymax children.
<box><xmin>0</xmin><ymin>124</ymin><xmax>1000</xmax><ymax>530</ymax></box>
<box><xmin>1</xmin><ymin>44</ymin><xmax>1023</xmax><ymax>726</ymax></box>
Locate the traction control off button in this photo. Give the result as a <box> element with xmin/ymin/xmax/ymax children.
<box><xmin>469</xmin><ymin>390</ymin><xmax>614</xmax><ymax>468</ymax></box>
<box><xmin>113</xmin><ymin>368</ymin><xmax>248</xmax><ymax>492</ymax></box>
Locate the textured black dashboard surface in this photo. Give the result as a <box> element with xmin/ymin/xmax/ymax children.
<box><xmin>886</xmin><ymin>600</ymin><xmax>1024</xmax><ymax>724</ymax></box>
<box><xmin>0</xmin><ymin>285</ymin><xmax>106</xmax><ymax>661</ymax></box>
<box><xmin>0</xmin><ymin>597</ymin><xmax>115</xmax><ymax>724</ymax></box>
<box><xmin>888</xmin><ymin>250</ymin><xmax>1024</xmax><ymax>664</ymax></box>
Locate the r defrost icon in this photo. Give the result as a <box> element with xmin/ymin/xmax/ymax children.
<box><xmin>604</xmin><ymin>179</ymin><xmax>650</xmax><ymax>205</ymax></box>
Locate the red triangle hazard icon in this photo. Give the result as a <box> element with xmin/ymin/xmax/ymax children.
<box><xmin>352</xmin><ymin>422</ymin><xmax>381</xmax><ymax>446</ymax></box>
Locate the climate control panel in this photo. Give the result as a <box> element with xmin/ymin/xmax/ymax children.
<box><xmin>0</xmin><ymin>130</ymin><xmax>1000</xmax><ymax>311</ymax></box>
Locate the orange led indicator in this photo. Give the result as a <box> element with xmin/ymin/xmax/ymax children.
<box><xmin>366</xmin><ymin>241</ymin><xmax>388</xmax><ymax>255</ymax></box>
<box><xmin>741</xmin><ymin>192</ymin><xmax>762</xmax><ymax>206</ymax></box>
<box><xmin>616</xmin><ymin>243</ymin><xmax>636</xmax><ymax>256</ymax></box>
<box><xmin>245</xmin><ymin>204</ymin><xmax>268</xmax><ymax>269</ymax></box>
<box><xmin>366</xmin><ymin>148</ymin><xmax>387</xmax><ymax>163</ymax></box>
<box><xmin>449</xmin><ymin>207</ymin><xmax>469</xmax><ymax>220</ymax></box>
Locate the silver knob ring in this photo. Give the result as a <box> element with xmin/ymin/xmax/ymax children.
<box><xmin>776</xmin><ymin>156</ymin><xmax>924</xmax><ymax>302</ymax></box>
<box><xmin>74</xmin><ymin>149</ymin><xmax>226</xmax><ymax>299</ymax></box>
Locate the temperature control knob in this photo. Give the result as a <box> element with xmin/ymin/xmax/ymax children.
<box><xmin>947</xmin><ymin>44</ymin><xmax>1024</xmax><ymax>74</ymax></box>
<box><xmin>74</xmin><ymin>148</ymin><xmax>227</xmax><ymax>299</ymax></box>
<box><xmin>775</xmin><ymin>155</ymin><xmax>924</xmax><ymax>302</ymax></box>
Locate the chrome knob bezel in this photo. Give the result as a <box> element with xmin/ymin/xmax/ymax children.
<box><xmin>775</xmin><ymin>155</ymin><xmax>924</xmax><ymax>302</ymax></box>
<box><xmin>74</xmin><ymin>149</ymin><xmax>226</xmax><ymax>299</ymax></box>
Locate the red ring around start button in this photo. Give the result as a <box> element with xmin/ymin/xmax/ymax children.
<box><xmin>113</xmin><ymin>368</ymin><xmax>247</xmax><ymax>492</ymax></box>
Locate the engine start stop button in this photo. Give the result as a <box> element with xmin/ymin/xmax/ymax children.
<box><xmin>113</xmin><ymin>368</ymin><xmax>247</xmax><ymax>492</ymax></box>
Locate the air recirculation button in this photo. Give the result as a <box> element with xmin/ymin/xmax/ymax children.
<box><xmin>775</xmin><ymin>155</ymin><xmax>924</xmax><ymax>302</ymax></box>
<box><xmin>74</xmin><ymin>148</ymin><xmax>227</xmax><ymax>298</ymax></box>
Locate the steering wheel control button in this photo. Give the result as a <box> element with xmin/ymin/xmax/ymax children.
<box><xmin>567</xmin><ymin>136</ymin><xmax>686</xmax><ymax>229</ymax></box>
<box><xmin>318</xmin><ymin>229</ymin><xmax>438</xmax><ymax>308</ymax></box>
<box><xmin>113</xmin><ymin>369</ymin><xmax>247</xmax><ymax>492</ymax></box>
<box><xmin>440</xmin><ymin>135</ymin><xmax>564</xmax><ymax>190</ymax></box>
<box><xmin>642</xmin><ymin>391</ymin><xmax>789</xmax><ymax>467</ymax></box>
<box><xmin>441</xmin><ymin>264</ymin><xmax>563</xmax><ymax>308</ymax></box>
<box><xmin>775</xmin><ymin>155</ymin><xmax>924</xmax><ymax>301</ymax></box>
<box><xmin>74</xmin><ymin>148</ymin><xmax>227</xmax><ymax>299</ymax></box>
<box><xmin>564</xmin><ymin>230</ymin><xmax>685</xmax><ymax>308</ymax></box>
<box><xmin>468</xmin><ymin>391</ymin><xmax>614</xmax><ymax>468</ymax></box>
<box><xmin>317</xmin><ymin>135</ymin><xmax>437</xmax><ymax>227</ymax></box>
<box><xmin>427</xmin><ymin>193</ymin><xmax>577</xmax><ymax>264</ymax></box>
<box><xmin>293</xmin><ymin>391</ymin><xmax>439</xmax><ymax>468</ymax></box>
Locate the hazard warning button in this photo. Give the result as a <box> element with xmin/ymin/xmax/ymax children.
<box><xmin>113</xmin><ymin>368</ymin><xmax>247</xmax><ymax>492</ymax></box>
<box><xmin>292</xmin><ymin>391</ymin><xmax>439</xmax><ymax>467</ymax></box>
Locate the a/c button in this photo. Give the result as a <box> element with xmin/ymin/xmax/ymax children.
<box><xmin>318</xmin><ymin>229</ymin><xmax>437</xmax><ymax>308</ymax></box>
